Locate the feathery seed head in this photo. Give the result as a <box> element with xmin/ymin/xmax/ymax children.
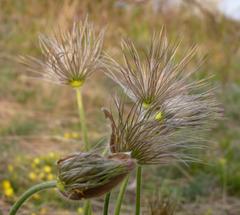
<box><xmin>103</xmin><ymin>98</ymin><xmax>213</xmax><ymax>165</ymax></box>
<box><xmin>103</xmin><ymin>29</ymin><xmax>222</xmax><ymax>165</ymax></box>
<box><xmin>104</xmin><ymin>29</ymin><xmax>175</xmax><ymax>107</ymax></box>
<box><xmin>104</xmin><ymin>29</ymin><xmax>217</xmax><ymax>115</ymax></box>
<box><xmin>57</xmin><ymin>152</ymin><xmax>135</xmax><ymax>200</ymax></box>
<box><xmin>20</xmin><ymin>18</ymin><xmax>104</xmax><ymax>88</ymax></box>
<box><xmin>104</xmin><ymin>29</ymin><xmax>222</xmax><ymax>164</ymax></box>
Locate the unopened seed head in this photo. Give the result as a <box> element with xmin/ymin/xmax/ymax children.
<box><xmin>57</xmin><ymin>152</ymin><xmax>135</xmax><ymax>200</ymax></box>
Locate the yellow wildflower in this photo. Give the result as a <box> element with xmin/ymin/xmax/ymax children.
<box><xmin>2</xmin><ymin>180</ymin><xmax>11</xmax><ymax>189</ymax></box>
<box><xmin>34</xmin><ymin>158</ymin><xmax>40</xmax><ymax>165</ymax></box>
<box><xmin>72</xmin><ymin>132</ymin><xmax>80</xmax><ymax>139</ymax></box>
<box><xmin>29</xmin><ymin>172</ymin><xmax>37</xmax><ymax>181</ymax></box>
<box><xmin>33</xmin><ymin>193</ymin><xmax>40</xmax><ymax>200</ymax></box>
<box><xmin>77</xmin><ymin>207</ymin><xmax>84</xmax><ymax>214</ymax></box>
<box><xmin>2</xmin><ymin>180</ymin><xmax>14</xmax><ymax>197</ymax></box>
<box><xmin>44</xmin><ymin>166</ymin><xmax>51</xmax><ymax>173</ymax></box>
<box><xmin>64</xmin><ymin>132</ymin><xmax>71</xmax><ymax>139</ymax></box>
<box><xmin>4</xmin><ymin>187</ymin><xmax>14</xmax><ymax>197</ymax></box>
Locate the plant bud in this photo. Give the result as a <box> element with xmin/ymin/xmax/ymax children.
<box><xmin>57</xmin><ymin>152</ymin><xmax>135</xmax><ymax>200</ymax></box>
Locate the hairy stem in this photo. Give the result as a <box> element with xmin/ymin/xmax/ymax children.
<box><xmin>9</xmin><ymin>181</ymin><xmax>56</xmax><ymax>215</ymax></box>
<box><xmin>75</xmin><ymin>88</ymin><xmax>89</xmax><ymax>151</ymax></box>
<box><xmin>103</xmin><ymin>192</ymin><xmax>111</xmax><ymax>215</ymax></box>
<box><xmin>83</xmin><ymin>200</ymin><xmax>92</xmax><ymax>215</ymax></box>
<box><xmin>75</xmin><ymin>88</ymin><xmax>91</xmax><ymax>214</ymax></box>
<box><xmin>135</xmin><ymin>166</ymin><xmax>142</xmax><ymax>215</ymax></box>
<box><xmin>114</xmin><ymin>175</ymin><xmax>129</xmax><ymax>215</ymax></box>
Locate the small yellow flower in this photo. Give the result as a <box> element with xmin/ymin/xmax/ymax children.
<box><xmin>34</xmin><ymin>158</ymin><xmax>40</xmax><ymax>165</ymax></box>
<box><xmin>72</xmin><ymin>132</ymin><xmax>80</xmax><ymax>139</ymax></box>
<box><xmin>33</xmin><ymin>193</ymin><xmax>40</xmax><ymax>200</ymax></box>
<box><xmin>77</xmin><ymin>207</ymin><xmax>84</xmax><ymax>214</ymax></box>
<box><xmin>8</xmin><ymin>165</ymin><xmax>14</xmax><ymax>173</ymax></box>
<box><xmin>47</xmin><ymin>174</ymin><xmax>54</xmax><ymax>180</ymax></box>
<box><xmin>44</xmin><ymin>166</ymin><xmax>52</xmax><ymax>173</ymax></box>
<box><xmin>4</xmin><ymin>187</ymin><xmax>14</xmax><ymax>197</ymax></box>
<box><xmin>31</xmin><ymin>213</ymin><xmax>37</xmax><ymax>215</ymax></box>
<box><xmin>64</xmin><ymin>132</ymin><xmax>71</xmax><ymax>139</ymax></box>
<box><xmin>29</xmin><ymin>172</ymin><xmax>37</xmax><ymax>181</ymax></box>
<box><xmin>2</xmin><ymin>181</ymin><xmax>14</xmax><ymax>198</ymax></box>
<box><xmin>2</xmin><ymin>180</ymin><xmax>11</xmax><ymax>189</ymax></box>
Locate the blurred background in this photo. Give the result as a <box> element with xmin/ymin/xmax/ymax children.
<box><xmin>0</xmin><ymin>0</ymin><xmax>240</xmax><ymax>214</ymax></box>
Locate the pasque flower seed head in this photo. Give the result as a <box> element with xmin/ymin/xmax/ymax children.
<box><xmin>103</xmin><ymin>30</ymin><xmax>222</xmax><ymax>165</ymax></box>
<box><xmin>57</xmin><ymin>152</ymin><xmax>135</xmax><ymax>200</ymax></box>
<box><xmin>21</xmin><ymin>18</ymin><xmax>104</xmax><ymax>88</ymax></box>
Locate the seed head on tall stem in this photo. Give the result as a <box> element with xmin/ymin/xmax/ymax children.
<box><xmin>20</xmin><ymin>18</ymin><xmax>105</xmax><ymax>215</ymax></box>
<box><xmin>103</xmin><ymin>30</ymin><xmax>222</xmax><ymax>215</ymax></box>
<box><xmin>104</xmin><ymin>29</ymin><xmax>221</xmax><ymax>129</ymax></box>
<box><xmin>20</xmin><ymin>17</ymin><xmax>104</xmax><ymax>88</ymax></box>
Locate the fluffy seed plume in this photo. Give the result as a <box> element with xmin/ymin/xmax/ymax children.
<box><xmin>103</xmin><ymin>99</ymin><xmax>207</xmax><ymax>165</ymax></box>
<box><xmin>57</xmin><ymin>152</ymin><xmax>135</xmax><ymax>200</ymax></box>
<box><xmin>104</xmin><ymin>30</ymin><xmax>221</xmax><ymax>128</ymax></box>
<box><xmin>103</xmin><ymin>30</ymin><xmax>222</xmax><ymax>165</ymax></box>
<box><xmin>20</xmin><ymin>18</ymin><xmax>104</xmax><ymax>88</ymax></box>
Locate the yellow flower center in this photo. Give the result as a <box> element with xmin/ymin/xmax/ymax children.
<box><xmin>44</xmin><ymin>165</ymin><xmax>52</xmax><ymax>173</ymax></box>
<box><xmin>142</xmin><ymin>97</ymin><xmax>154</xmax><ymax>109</ymax></box>
<box><xmin>70</xmin><ymin>80</ymin><xmax>84</xmax><ymax>88</ymax></box>
<box><xmin>155</xmin><ymin>112</ymin><xmax>163</xmax><ymax>121</ymax></box>
<box><xmin>143</xmin><ymin>102</ymin><xmax>150</xmax><ymax>109</ymax></box>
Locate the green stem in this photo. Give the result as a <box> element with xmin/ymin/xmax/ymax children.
<box><xmin>102</xmin><ymin>146</ymin><xmax>110</xmax><ymax>215</ymax></box>
<box><xmin>75</xmin><ymin>88</ymin><xmax>89</xmax><ymax>151</ymax></box>
<box><xmin>135</xmin><ymin>166</ymin><xmax>142</xmax><ymax>215</ymax></box>
<box><xmin>83</xmin><ymin>200</ymin><xmax>91</xmax><ymax>215</ymax></box>
<box><xmin>88</xmin><ymin>203</ymin><xmax>92</xmax><ymax>215</ymax></box>
<box><xmin>9</xmin><ymin>181</ymin><xmax>56</xmax><ymax>215</ymax></box>
<box><xmin>114</xmin><ymin>175</ymin><xmax>129</xmax><ymax>215</ymax></box>
<box><xmin>75</xmin><ymin>88</ymin><xmax>91</xmax><ymax>215</ymax></box>
<box><xmin>103</xmin><ymin>192</ymin><xmax>111</xmax><ymax>215</ymax></box>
